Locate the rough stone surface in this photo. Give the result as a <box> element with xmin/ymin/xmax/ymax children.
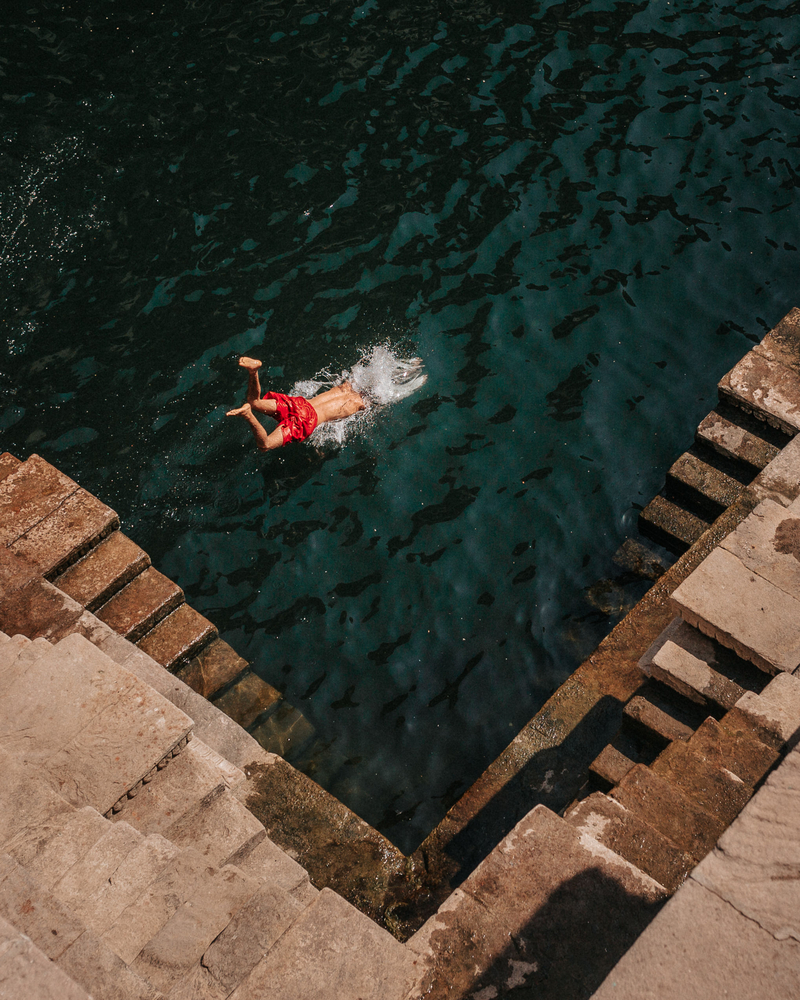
<box><xmin>407</xmin><ymin>805</ymin><xmax>665</xmax><ymax>1000</ymax></box>
<box><xmin>96</xmin><ymin>567</ymin><xmax>183</xmax><ymax>642</ymax></box>
<box><xmin>163</xmin><ymin>787</ymin><xmax>265</xmax><ymax>867</ymax></box>
<box><xmin>132</xmin><ymin>865</ymin><xmax>257</xmax><ymax>994</ymax></box>
<box><xmin>638</xmin><ymin>494</ymin><xmax>709</xmax><ymax>553</ymax></box>
<box><xmin>0</xmin><ymin>852</ymin><xmax>85</xmax><ymax>960</ymax></box>
<box><xmin>719</xmin><ymin>349</ymin><xmax>800</xmax><ymax>435</ymax></box>
<box><xmin>0</xmin><ymin>545</ymin><xmax>45</xmax><ymax>602</ymax></box>
<box><xmin>651</xmin><ymin>637</ymin><xmax>744</xmax><ymax>709</ymax></box>
<box><xmin>692</xmin><ymin>748</ymin><xmax>800</xmax><ymax>943</ymax></box>
<box><xmin>0</xmin><ymin>749</ymin><xmax>74</xmax><ymax>859</ymax></box>
<box><xmin>650</xmin><ymin>740</ymin><xmax>751</xmax><ymax>825</ymax></box>
<box><xmin>234</xmin><ymin>835</ymin><xmax>314</xmax><ymax>897</ymax></box>
<box><xmin>136</xmin><ymin>603</ymin><xmax>217</xmax><ymax>670</ymax></box>
<box><xmin>54</xmin><ymin>531</ymin><xmax>150</xmax><ymax>611</ymax></box>
<box><xmin>174</xmin><ymin>638</ymin><xmax>248</xmax><ymax>698</ymax></box>
<box><xmin>671</xmin><ymin>546</ymin><xmax>800</xmax><ymax>674</ymax></box>
<box><xmin>9</xmin><ymin>488</ymin><xmax>119</xmax><ymax>578</ymax></box>
<box><xmin>58</xmin><ymin>928</ymin><xmax>165</xmax><ymax>1000</ymax></box>
<box><xmin>689</xmin><ymin>716</ymin><xmax>778</xmax><ymax>787</ymax></box>
<box><xmin>101</xmin><ymin>848</ymin><xmax>214</xmax><ymax>965</ymax></box>
<box><xmin>622</xmin><ymin>695</ymin><xmax>693</xmax><ymax>744</ymax></box>
<box><xmin>592</xmin><ymin>878</ymin><xmax>800</xmax><ymax>1000</ymax></box>
<box><xmin>189</xmin><ymin>738</ymin><xmax>245</xmax><ymax>788</ymax></box>
<box><xmin>212</xmin><ymin>671</ymin><xmax>283</xmax><ymax>730</ymax></box>
<box><xmin>0</xmin><ymin>634</ymin><xmax>49</xmax><ymax>700</ymax></box>
<box><xmin>666</xmin><ymin>450</ymin><xmax>744</xmax><ymax>515</ymax></box>
<box><xmin>0</xmin><ymin>576</ymin><xmax>84</xmax><ymax>643</ymax></box>
<box><xmin>589</xmin><ymin>744</ymin><xmax>634</xmax><ymax>790</ymax></box>
<box><xmin>752</xmin><ymin>432</ymin><xmax>800</xmax><ymax>506</ymax></box>
<box><xmin>610</xmin><ymin>765</ymin><xmax>725</xmax><ymax>860</ymax></box>
<box><xmin>753</xmin><ymin>305</ymin><xmax>800</xmax><ymax>375</ymax></box>
<box><xmin>0</xmin><ymin>452</ymin><xmax>21</xmax><ymax>482</ymax></box>
<box><xmin>722</xmin><ymin>497</ymin><xmax>800</xmax><ymax>600</ymax></box>
<box><xmin>0</xmin><ymin>913</ymin><xmax>90</xmax><ymax>1000</ymax></box>
<box><xmin>696</xmin><ymin>409</ymin><xmax>779</xmax><ymax>471</ymax></box>
<box><xmin>230</xmin><ymin>888</ymin><xmax>417</xmax><ymax>1000</ymax></box>
<box><xmin>0</xmin><ymin>454</ymin><xmax>78</xmax><ymax>547</ymax></box>
<box><xmin>734</xmin><ymin>673</ymin><xmax>800</xmax><ymax>750</ymax></box>
<box><xmin>120</xmin><ymin>741</ymin><xmax>226</xmax><ymax>836</ymax></box>
<box><xmin>22</xmin><ymin>806</ymin><xmax>109</xmax><ymax>890</ymax></box>
<box><xmin>52</xmin><ymin>821</ymin><xmax>143</xmax><ymax>915</ymax></box>
<box><xmin>564</xmin><ymin>793</ymin><xmax>693</xmax><ymax>893</ymax></box>
<box><xmin>199</xmin><ymin>881</ymin><xmax>309</xmax><ymax>998</ymax></box>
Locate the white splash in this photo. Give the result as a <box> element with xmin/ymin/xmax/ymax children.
<box><xmin>293</xmin><ymin>344</ymin><xmax>427</xmax><ymax>447</ymax></box>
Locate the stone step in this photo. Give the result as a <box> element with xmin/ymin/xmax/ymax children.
<box><xmin>0</xmin><ymin>632</ymin><xmax>192</xmax><ymax>814</ymax></box>
<box><xmin>0</xmin><ymin>454</ymin><xmax>79</xmax><ymax>547</ymax></box>
<box><xmin>52</xmin><ymin>821</ymin><xmax>144</xmax><ymax>915</ymax></box>
<box><xmin>622</xmin><ymin>694</ymin><xmax>695</xmax><ymax>747</ymax></box>
<box><xmin>0</xmin><ymin>911</ymin><xmax>90</xmax><ymax>1000</ymax></box>
<box><xmin>211</xmin><ymin>670</ymin><xmax>283</xmax><ymax>730</ymax></box>
<box><xmin>665</xmin><ymin>450</ymin><xmax>745</xmax><ymax>519</ymax></box>
<box><xmin>588</xmin><ymin>744</ymin><xmax>634</xmax><ymax>791</ymax></box>
<box><xmin>58</xmin><ymin>929</ymin><xmax>167</xmax><ymax>1000</ymax></box>
<box><xmin>0</xmin><ymin>634</ymin><xmax>51</xmax><ymax>698</ymax></box>
<box><xmin>719</xmin><ymin>343</ymin><xmax>800</xmax><ymax>435</ymax></box>
<box><xmin>21</xmin><ymin>806</ymin><xmax>109</xmax><ymax>890</ymax></box>
<box><xmin>75</xmin><ymin>833</ymin><xmax>179</xmax><ymax>936</ymax></box>
<box><xmin>405</xmin><ymin>805</ymin><xmax>664</xmax><ymax>1000</ymax></box>
<box><xmin>9</xmin><ymin>487</ymin><xmax>119</xmax><ymax>579</ymax></box>
<box><xmin>671</xmin><ymin>546</ymin><xmax>800</xmax><ymax>675</ymax></box>
<box><xmin>53</xmin><ymin>530</ymin><xmax>150</xmax><ymax>612</ymax></box>
<box><xmin>173</xmin><ymin>636</ymin><xmax>248</xmax><ymax>699</ymax></box>
<box><xmin>120</xmin><ymin>739</ymin><xmax>230</xmax><ymax>837</ymax></box>
<box><xmin>130</xmin><ymin>864</ymin><xmax>259</xmax><ymax>995</ymax></box>
<box><xmin>101</xmin><ymin>848</ymin><xmax>215</xmax><ymax>965</ymax></box>
<box><xmin>96</xmin><ymin>567</ymin><xmax>184</xmax><ymax>643</ymax></box>
<box><xmin>136</xmin><ymin>603</ymin><xmax>217</xmax><ymax>671</ymax></box>
<box><xmin>170</xmin><ymin>879</ymin><xmax>311</xmax><ymax>1000</ymax></box>
<box><xmin>234</xmin><ymin>835</ymin><xmax>317</xmax><ymax>899</ymax></box>
<box><xmin>0</xmin><ymin>748</ymin><xmax>74</xmax><ymax>863</ymax></box>
<box><xmin>726</xmin><ymin>672</ymin><xmax>800</xmax><ymax>751</ymax></box>
<box><xmin>564</xmin><ymin>792</ymin><xmax>695</xmax><ymax>893</ymax></box>
<box><xmin>162</xmin><ymin>786</ymin><xmax>265</xmax><ymax>868</ymax></box>
<box><xmin>638</xmin><ymin>495</ymin><xmax>710</xmax><ymax>554</ymax></box>
<box><xmin>249</xmin><ymin>700</ymin><xmax>316</xmax><ymax>759</ymax></box>
<box><xmin>696</xmin><ymin>409</ymin><xmax>780</xmax><ymax>472</ymax></box>
<box><xmin>610</xmin><ymin>764</ymin><xmax>726</xmax><ymax>861</ymax></box>
<box><xmin>689</xmin><ymin>716</ymin><xmax>779</xmax><ymax>787</ymax></box>
<box><xmin>650</xmin><ymin>739</ymin><xmax>752</xmax><ymax>825</ymax></box>
<box><xmin>0</xmin><ymin>451</ymin><xmax>21</xmax><ymax>482</ymax></box>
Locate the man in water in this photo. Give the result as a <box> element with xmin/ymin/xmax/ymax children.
<box><xmin>226</xmin><ymin>357</ymin><xmax>366</xmax><ymax>451</ymax></box>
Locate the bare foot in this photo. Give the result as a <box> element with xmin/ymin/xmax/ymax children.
<box><xmin>238</xmin><ymin>357</ymin><xmax>262</xmax><ymax>370</ymax></box>
<box><xmin>226</xmin><ymin>403</ymin><xmax>252</xmax><ymax>417</ymax></box>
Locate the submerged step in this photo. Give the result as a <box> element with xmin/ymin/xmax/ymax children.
<box><xmin>696</xmin><ymin>410</ymin><xmax>779</xmax><ymax>472</ymax></box>
<box><xmin>638</xmin><ymin>495</ymin><xmax>710</xmax><ymax>554</ymax></box>
<box><xmin>665</xmin><ymin>451</ymin><xmax>745</xmax><ymax>518</ymax></box>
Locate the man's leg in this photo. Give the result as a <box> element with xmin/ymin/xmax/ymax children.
<box><xmin>239</xmin><ymin>357</ymin><xmax>263</xmax><ymax>404</ymax></box>
<box><xmin>226</xmin><ymin>402</ymin><xmax>283</xmax><ymax>451</ymax></box>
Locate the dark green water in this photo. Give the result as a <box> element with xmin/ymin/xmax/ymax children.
<box><xmin>2</xmin><ymin>1</ymin><xmax>799</xmax><ymax>852</ymax></box>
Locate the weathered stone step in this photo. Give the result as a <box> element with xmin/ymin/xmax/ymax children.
<box><xmin>671</xmin><ymin>545</ymin><xmax>800</xmax><ymax>675</ymax></box>
<box><xmin>622</xmin><ymin>694</ymin><xmax>695</xmax><ymax>747</ymax></box>
<box><xmin>0</xmin><ymin>634</ymin><xmax>51</xmax><ymax>698</ymax></box>
<box><xmin>234</xmin><ymin>835</ymin><xmax>317</xmax><ymax>899</ymax></box>
<box><xmin>102</xmin><ymin>848</ymin><xmax>215</xmax><ymax>965</ymax></box>
<box><xmin>131</xmin><ymin>864</ymin><xmax>259</xmax><ymax>995</ymax></box>
<box><xmin>162</xmin><ymin>786</ymin><xmax>265</xmax><ymax>868</ymax></box>
<box><xmin>0</xmin><ymin>451</ymin><xmax>21</xmax><ymax>481</ymax></box>
<box><xmin>0</xmin><ymin>749</ymin><xmax>74</xmax><ymax>864</ymax></box>
<box><xmin>0</xmin><ymin>632</ymin><xmax>192</xmax><ymax>814</ymax></box>
<box><xmin>689</xmin><ymin>716</ymin><xmax>778</xmax><ymax>787</ymax></box>
<box><xmin>0</xmin><ymin>454</ymin><xmax>79</xmax><ymax>547</ymax></box>
<box><xmin>650</xmin><ymin>739</ymin><xmax>752</xmax><ymax>825</ymax></box>
<box><xmin>696</xmin><ymin>409</ymin><xmax>780</xmax><ymax>472</ymax></box>
<box><xmin>564</xmin><ymin>792</ymin><xmax>694</xmax><ymax>893</ymax></box>
<box><xmin>719</xmin><ymin>335</ymin><xmax>800</xmax><ymax>435</ymax></box>
<box><xmin>21</xmin><ymin>806</ymin><xmax>109</xmax><ymax>890</ymax></box>
<box><xmin>405</xmin><ymin>805</ymin><xmax>664</xmax><ymax>1000</ymax></box>
<box><xmin>54</xmin><ymin>530</ymin><xmax>150</xmax><ymax>612</ymax></box>
<box><xmin>96</xmin><ymin>567</ymin><xmax>184</xmax><ymax>643</ymax></box>
<box><xmin>0</xmin><ymin>911</ymin><xmax>90</xmax><ymax>1000</ymax></box>
<box><xmin>212</xmin><ymin>669</ymin><xmax>283</xmax><ymax>730</ymax></box>
<box><xmin>638</xmin><ymin>495</ymin><xmax>710</xmax><ymax>554</ymax></box>
<box><xmin>588</xmin><ymin>744</ymin><xmax>634</xmax><ymax>790</ymax></box>
<box><xmin>727</xmin><ymin>672</ymin><xmax>800</xmax><ymax>751</ymax></box>
<box><xmin>665</xmin><ymin>450</ymin><xmax>746</xmax><ymax>519</ymax></box>
<box><xmin>610</xmin><ymin>764</ymin><xmax>726</xmax><ymax>861</ymax></box>
<box><xmin>173</xmin><ymin>636</ymin><xmax>248</xmax><ymax>699</ymax></box>
<box><xmin>58</xmin><ymin>928</ymin><xmax>167</xmax><ymax>1000</ymax></box>
<box><xmin>136</xmin><ymin>602</ymin><xmax>217</xmax><ymax>671</ymax></box>
<box><xmin>249</xmin><ymin>699</ymin><xmax>316</xmax><ymax>759</ymax></box>
<box><xmin>10</xmin><ymin>487</ymin><xmax>119</xmax><ymax>579</ymax></box>
<box><xmin>171</xmin><ymin>879</ymin><xmax>311</xmax><ymax>1000</ymax></box>
<box><xmin>52</xmin><ymin>820</ymin><xmax>144</xmax><ymax>914</ymax></box>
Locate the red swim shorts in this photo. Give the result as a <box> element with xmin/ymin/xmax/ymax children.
<box><xmin>263</xmin><ymin>391</ymin><xmax>319</xmax><ymax>445</ymax></box>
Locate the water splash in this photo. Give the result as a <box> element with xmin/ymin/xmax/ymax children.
<box><xmin>293</xmin><ymin>344</ymin><xmax>427</xmax><ymax>447</ymax></box>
